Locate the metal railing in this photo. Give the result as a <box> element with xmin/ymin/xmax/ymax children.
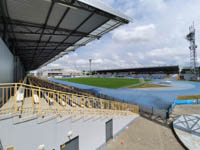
<box><xmin>0</xmin><ymin>83</ymin><xmax>139</xmax><ymax>117</ymax></box>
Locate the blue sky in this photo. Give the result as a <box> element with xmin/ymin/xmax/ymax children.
<box><xmin>42</xmin><ymin>0</ymin><xmax>200</xmax><ymax>71</ymax></box>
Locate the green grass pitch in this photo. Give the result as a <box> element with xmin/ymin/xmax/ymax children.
<box><xmin>58</xmin><ymin>78</ymin><xmax>144</xmax><ymax>89</ymax></box>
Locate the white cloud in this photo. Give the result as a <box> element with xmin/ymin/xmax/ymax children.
<box><xmin>48</xmin><ymin>63</ymin><xmax>61</xmax><ymax>68</ymax></box>
<box><xmin>93</xmin><ymin>59</ymin><xmax>103</xmax><ymax>64</ymax></box>
<box><xmin>112</xmin><ymin>24</ymin><xmax>156</xmax><ymax>43</ymax></box>
<box><xmin>152</xmin><ymin>60</ymin><xmax>166</xmax><ymax>65</ymax></box>
<box><xmin>148</xmin><ymin>47</ymin><xmax>187</xmax><ymax>58</ymax></box>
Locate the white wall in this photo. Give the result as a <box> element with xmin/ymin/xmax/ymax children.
<box><xmin>0</xmin><ymin>38</ymin><xmax>25</xmax><ymax>83</ymax></box>
<box><xmin>0</xmin><ymin>115</ymin><xmax>138</xmax><ymax>150</ymax></box>
<box><xmin>0</xmin><ymin>38</ymin><xmax>14</xmax><ymax>83</ymax></box>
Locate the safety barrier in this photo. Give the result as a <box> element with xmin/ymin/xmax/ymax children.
<box><xmin>139</xmin><ymin>105</ymin><xmax>168</xmax><ymax>119</ymax></box>
<box><xmin>0</xmin><ymin>83</ymin><xmax>139</xmax><ymax>117</ymax></box>
<box><xmin>168</xmin><ymin>98</ymin><xmax>200</xmax><ymax>119</ymax></box>
<box><xmin>174</xmin><ymin>99</ymin><xmax>200</xmax><ymax>105</ymax></box>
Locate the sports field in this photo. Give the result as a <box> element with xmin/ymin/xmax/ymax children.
<box><xmin>58</xmin><ymin>78</ymin><xmax>146</xmax><ymax>88</ymax></box>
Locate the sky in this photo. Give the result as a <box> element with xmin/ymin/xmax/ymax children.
<box><xmin>41</xmin><ymin>0</ymin><xmax>200</xmax><ymax>71</ymax></box>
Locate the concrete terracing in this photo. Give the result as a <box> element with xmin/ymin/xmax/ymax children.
<box><xmin>0</xmin><ymin>110</ymin><xmax>138</xmax><ymax>150</ymax></box>
<box><xmin>0</xmin><ymin>82</ymin><xmax>139</xmax><ymax>150</ymax></box>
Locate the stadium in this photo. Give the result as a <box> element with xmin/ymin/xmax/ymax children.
<box><xmin>0</xmin><ymin>0</ymin><xmax>200</xmax><ymax>150</ymax></box>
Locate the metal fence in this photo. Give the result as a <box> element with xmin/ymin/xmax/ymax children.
<box><xmin>139</xmin><ymin>105</ymin><xmax>169</xmax><ymax>119</ymax></box>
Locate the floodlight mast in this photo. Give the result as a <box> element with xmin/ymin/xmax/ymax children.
<box><xmin>89</xmin><ymin>59</ymin><xmax>92</xmax><ymax>74</ymax></box>
<box><xmin>186</xmin><ymin>23</ymin><xmax>198</xmax><ymax>77</ymax></box>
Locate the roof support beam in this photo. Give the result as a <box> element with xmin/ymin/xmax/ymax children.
<box><xmin>0</xmin><ymin>30</ymin><xmax>98</xmax><ymax>38</ymax></box>
<box><xmin>15</xmin><ymin>44</ymin><xmax>84</xmax><ymax>49</ymax></box>
<box><xmin>1</xmin><ymin>0</ymin><xmax>18</xmax><ymax>54</ymax></box>
<box><xmin>55</xmin><ymin>11</ymin><xmax>96</xmax><ymax>49</ymax></box>
<box><xmin>31</xmin><ymin>1</ymin><xmax>55</xmax><ymax>65</ymax></box>
<box><xmin>2</xmin><ymin>18</ymin><xmax>7</xmax><ymax>42</ymax></box>
<box><xmin>8</xmin><ymin>38</ymin><xmax>77</xmax><ymax>44</ymax></box>
<box><xmin>54</xmin><ymin>0</ymin><xmax>129</xmax><ymax>23</ymax></box>
<box><xmin>0</xmin><ymin>1</ymin><xmax>9</xmax><ymax>46</ymax></box>
<box><xmin>0</xmin><ymin>18</ymin><xmax>99</xmax><ymax>38</ymax></box>
<box><xmin>37</xmin><ymin>11</ymin><xmax>96</xmax><ymax>67</ymax></box>
<box><xmin>36</xmin><ymin>0</ymin><xmax>76</xmax><ymax>61</ymax></box>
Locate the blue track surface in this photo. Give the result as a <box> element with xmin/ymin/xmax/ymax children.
<box><xmin>50</xmin><ymin>79</ymin><xmax>200</xmax><ymax>110</ymax></box>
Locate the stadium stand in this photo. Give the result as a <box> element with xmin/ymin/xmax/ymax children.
<box><xmin>0</xmin><ymin>77</ymin><xmax>139</xmax><ymax>122</ymax></box>
<box><xmin>96</xmin><ymin>66</ymin><xmax>179</xmax><ymax>80</ymax></box>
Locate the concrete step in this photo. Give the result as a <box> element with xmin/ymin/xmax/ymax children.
<box><xmin>56</xmin><ymin>115</ymin><xmax>72</xmax><ymax>123</ymax></box>
<box><xmin>72</xmin><ymin>115</ymin><xmax>83</xmax><ymax>122</ymax></box>
<box><xmin>37</xmin><ymin>113</ymin><xmax>57</xmax><ymax>124</ymax></box>
<box><xmin>13</xmin><ymin>113</ymin><xmax>38</xmax><ymax>125</ymax></box>
<box><xmin>83</xmin><ymin>115</ymin><xmax>95</xmax><ymax>121</ymax></box>
<box><xmin>0</xmin><ymin>113</ymin><xmax>18</xmax><ymax>121</ymax></box>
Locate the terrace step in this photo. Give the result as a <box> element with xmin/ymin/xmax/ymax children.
<box><xmin>0</xmin><ymin>113</ymin><xmax>18</xmax><ymax>121</ymax></box>
<box><xmin>13</xmin><ymin>113</ymin><xmax>38</xmax><ymax>125</ymax></box>
<box><xmin>56</xmin><ymin>115</ymin><xmax>72</xmax><ymax>123</ymax></box>
<box><xmin>37</xmin><ymin>113</ymin><xmax>57</xmax><ymax>124</ymax></box>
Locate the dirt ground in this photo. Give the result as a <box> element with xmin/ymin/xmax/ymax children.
<box><xmin>103</xmin><ymin>117</ymin><xmax>185</xmax><ymax>150</ymax></box>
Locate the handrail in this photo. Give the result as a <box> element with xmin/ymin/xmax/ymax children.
<box><xmin>0</xmin><ymin>83</ymin><xmax>73</xmax><ymax>95</ymax></box>
<box><xmin>0</xmin><ymin>82</ymin><xmax>139</xmax><ymax>116</ymax></box>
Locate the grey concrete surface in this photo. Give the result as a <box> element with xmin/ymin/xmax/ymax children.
<box><xmin>103</xmin><ymin>117</ymin><xmax>184</xmax><ymax>150</ymax></box>
<box><xmin>0</xmin><ymin>114</ymin><xmax>138</xmax><ymax>150</ymax></box>
<box><xmin>173</xmin><ymin>114</ymin><xmax>200</xmax><ymax>150</ymax></box>
<box><xmin>0</xmin><ymin>38</ymin><xmax>14</xmax><ymax>83</ymax></box>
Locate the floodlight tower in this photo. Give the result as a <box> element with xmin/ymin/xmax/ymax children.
<box><xmin>89</xmin><ymin>59</ymin><xmax>92</xmax><ymax>73</ymax></box>
<box><xmin>186</xmin><ymin>23</ymin><xmax>198</xmax><ymax>76</ymax></box>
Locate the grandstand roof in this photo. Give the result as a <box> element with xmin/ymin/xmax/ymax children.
<box><xmin>96</xmin><ymin>66</ymin><xmax>180</xmax><ymax>74</ymax></box>
<box><xmin>0</xmin><ymin>0</ymin><xmax>131</xmax><ymax>71</ymax></box>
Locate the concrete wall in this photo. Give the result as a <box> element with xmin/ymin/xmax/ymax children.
<box><xmin>181</xmin><ymin>73</ymin><xmax>196</xmax><ymax>81</ymax></box>
<box><xmin>0</xmin><ymin>38</ymin><xmax>14</xmax><ymax>83</ymax></box>
<box><xmin>0</xmin><ymin>38</ymin><xmax>25</xmax><ymax>106</ymax></box>
<box><xmin>15</xmin><ymin>56</ymin><xmax>25</xmax><ymax>82</ymax></box>
<box><xmin>0</xmin><ymin>38</ymin><xmax>25</xmax><ymax>83</ymax></box>
<box><xmin>0</xmin><ymin>116</ymin><xmax>138</xmax><ymax>150</ymax></box>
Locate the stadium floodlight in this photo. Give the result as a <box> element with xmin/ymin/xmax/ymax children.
<box><xmin>185</xmin><ymin>22</ymin><xmax>198</xmax><ymax>77</ymax></box>
<box><xmin>89</xmin><ymin>59</ymin><xmax>92</xmax><ymax>73</ymax></box>
<box><xmin>43</xmin><ymin>0</ymin><xmax>77</xmax><ymax>10</ymax></box>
